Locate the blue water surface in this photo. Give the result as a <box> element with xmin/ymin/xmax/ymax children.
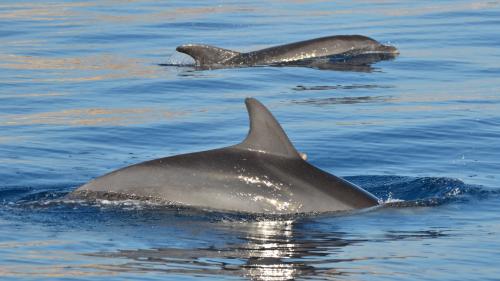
<box><xmin>1</xmin><ymin>1</ymin><xmax>499</xmax><ymax>280</ymax></box>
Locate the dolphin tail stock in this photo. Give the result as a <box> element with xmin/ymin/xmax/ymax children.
<box><xmin>233</xmin><ymin>98</ymin><xmax>302</xmax><ymax>159</ymax></box>
<box><xmin>176</xmin><ymin>44</ymin><xmax>240</xmax><ymax>66</ymax></box>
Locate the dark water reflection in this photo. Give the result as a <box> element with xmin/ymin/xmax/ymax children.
<box><xmin>292</xmin><ymin>95</ymin><xmax>392</xmax><ymax>106</ymax></box>
<box><xmin>162</xmin><ymin>53</ymin><xmax>397</xmax><ymax>72</ymax></box>
<box><xmin>86</xmin><ymin>219</ymin><xmax>441</xmax><ymax>280</ymax></box>
<box><xmin>292</xmin><ymin>84</ymin><xmax>394</xmax><ymax>91</ymax></box>
<box><xmin>277</xmin><ymin>53</ymin><xmax>398</xmax><ymax>72</ymax></box>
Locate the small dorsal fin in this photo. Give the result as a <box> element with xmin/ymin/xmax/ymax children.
<box><xmin>234</xmin><ymin>98</ymin><xmax>301</xmax><ymax>159</ymax></box>
<box><xmin>176</xmin><ymin>44</ymin><xmax>240</xmax><ymax>66</ymax></box>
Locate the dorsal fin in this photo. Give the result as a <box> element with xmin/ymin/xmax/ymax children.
<box><xmin>234</xmin><ymin>98</ymin><xmax>301</xmax><ymax>159</ymax></box>
<box><xmin>176</xmin><ymin>44</ymin><xmax>240</xmax><ymax>66</ymax></box>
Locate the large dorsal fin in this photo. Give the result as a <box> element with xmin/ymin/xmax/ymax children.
<box><xmin>234</xmin><ymin>98</ymin><xmax>301</xmax><ymax>159</ymax></box>
<box><xmin>176</xmin><ymin>44</ymin><xmax>240</xmax><ymax>66</ymax></box>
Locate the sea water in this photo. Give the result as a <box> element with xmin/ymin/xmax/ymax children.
<box><xmin>1</xmin><ymin>1</ymin><xmax>499</xmax><ymax>280</ymax></box>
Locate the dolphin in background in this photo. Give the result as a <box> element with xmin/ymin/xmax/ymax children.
<box><xmin>70</xmin><ymin>98</ymin><xmax>379</xmax><ymax>214</ymax></box>
<box><xmin>176</xmin><ymin>35</ymin><xmax>398</xmax><ymax>70</ymax></box>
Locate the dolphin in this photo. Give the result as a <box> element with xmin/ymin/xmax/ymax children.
<box><xmin>70</xmin><ymin>98</ymin><xmax>379</xmax><ymax>214</ymax></box>
<box><xmin>176</xmin><ymin>35</ymin><xmax>398</xmax><ymax>69</ymax></box>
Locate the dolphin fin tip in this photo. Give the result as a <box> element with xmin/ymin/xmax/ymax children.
<box><xmin>237</xmin><ymin>98</ymin><xmax>301</xmax><ymax>159</ymax></box>
<box><xmin>244</xmin><ymin>97</ymin><xmax>259</xmax><ymax>107</ymax></box>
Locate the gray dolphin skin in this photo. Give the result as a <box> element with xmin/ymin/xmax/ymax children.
<box><xmin>176</xmin><ymin>35</ymin><xmax>398</xmax><ymax>69</ymax></box>
<box><xmin>70</xmin><ymin>98</ymin><xmax>379</xmax><ymax>214</ymax></box>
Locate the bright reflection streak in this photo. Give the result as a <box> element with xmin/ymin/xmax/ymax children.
<box><xmin>243</xmin><ymin>220</ymin><xmax>298</xmax><ymax>281</ymax></box>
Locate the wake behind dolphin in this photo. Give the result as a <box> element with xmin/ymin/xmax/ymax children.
<box><xmin>70</xmin><ymin>98</ymin><xmax>379</xmax><ymax>214</ymax></box>
<box><xmin>176</xmin><ymin>35</ymin><xmax>398</xmax><ymax>70</ymax></box>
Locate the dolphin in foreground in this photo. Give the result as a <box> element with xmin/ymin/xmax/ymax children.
<box><xmin>176</xmin><ymin>35</ymin><xmax>398</xmax><ymax>69</ymax></box>
<box><xmin>70</xmin><ymin>98</ymin><xmax>379</xmax><ymax>214</ymax></box>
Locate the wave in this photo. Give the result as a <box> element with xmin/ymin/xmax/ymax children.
<box><xmin>347</xmin><ymin>175</ymin><xmax>497</xmax><ymax>207</ymax></box>
<box><xmin>1</xmin><ymin>176</ymin><xmax>497</xmax><ymax>216</ymax></box>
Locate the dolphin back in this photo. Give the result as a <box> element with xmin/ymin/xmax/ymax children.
<box><xmin>71</xmin><ymin>98</ymin><xmax>380</xmax><ymax>214</ymax></box>
<box><xmin>231</xmin><ymin>35</ymin><xmax>398</xmax><ymax>65</ymax></box>
<box><xmin>176</xmin><ymin>35</ymin><xmax>398</xmax><ymax>68</ymax></box>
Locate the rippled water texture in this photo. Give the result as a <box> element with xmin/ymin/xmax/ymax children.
<box><xmin>1</xmin><ymin>1</ymin><xmax>500</xmax><ymax>280</ymax></box>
